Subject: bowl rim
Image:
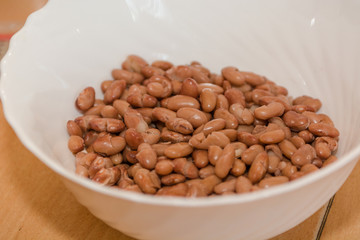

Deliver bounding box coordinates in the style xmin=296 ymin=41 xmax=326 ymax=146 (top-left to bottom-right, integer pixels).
xmin=1 ymin=1 xmax=360 ymax=207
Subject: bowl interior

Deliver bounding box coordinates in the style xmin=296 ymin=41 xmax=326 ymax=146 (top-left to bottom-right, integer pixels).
xmin=1 ymin=0 xmax=360 ymax=201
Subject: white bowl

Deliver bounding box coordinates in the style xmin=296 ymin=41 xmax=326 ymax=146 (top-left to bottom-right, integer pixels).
xmin=1 ymin=0 xmax=360 ymax=239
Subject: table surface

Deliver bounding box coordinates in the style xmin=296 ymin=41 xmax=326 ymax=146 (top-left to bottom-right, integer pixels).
xmin=1 ymin=4 xmax=360 ymax=238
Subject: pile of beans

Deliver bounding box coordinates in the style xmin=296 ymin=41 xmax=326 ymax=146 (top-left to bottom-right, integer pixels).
xmin=67 ymin=55 xmax=339 ymax=197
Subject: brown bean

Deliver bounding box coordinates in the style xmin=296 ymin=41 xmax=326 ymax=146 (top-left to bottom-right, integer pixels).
xmin=176 ymin=107 xmax=208 ymax=128
xmin=124 ymin=109 xmax=149 ymax=133
xmin=112 ymin=99 xmax=130 ymax=117
xmin=201 ymin=175 xmax=222 ymax=195
xmin=151 ymin=60 xmax=173 ymax=71
xmin=241 ymin=144 xmax=264 ymax=165
xmin=100 ymin=105 xmax=119 ymax=119
xmin=208 ymin=145 xmax=223 ymax=165
xmin=173 ymin=157 xmax=199 ymax=179
xmin=291 ymin=144 xmax=316 ymax=167
xmin=92 ymin=167 xmax=121 ymax=186
xmin=192 ymin=150 xmax=209 ymax=168
xmin=225 ymin=88 xmax=246 ymax=107
xmin=101 ymin=80 xmax=112 ymax=93
xmin=164 ymin=143 xmax=193 ymax=159
xmin=124 ymin=128 xmax=144 ymax=149
xmin=75 ymin=165 xmax=89 ymax=177
xmin=199 ymin=88 xmax=217 ymax=112
xmin=180 ymin=78 xmax=199 ymax=98
xmin=166 ymin=117 xmax=194 ymax=135
xmin=112 ymin=69 xmax=144 ymax=84
xmin=88 ymin=156 xmax=113 ymax=178
xmin=254 ymin=102 xmax=285 ymax=120
xmin=104 ymin=80 xmax=126 ymax=104
xmin=76 ymin=87 xmax=96 ymax=112
xmin=122 ymin=55 xmax=148 ymax=73
xmin=222 ymin=67 xmax=246 ymax=86
xmin=235 ymin=176 xmax=253 ymax=194
xmin=161 ymin=174 xmax=186 ymax=186
xmin=229 ymin=104 xmax=254 ymax=125
xmin=151 ymin=142 xmax=171 ymax=156
xmin=141 ymin=66 xmax=165 ymax=78
xmin=214 ymin=108 xmax=238 ymax=129
xmin=162 ymin=95 xmax=200 ymax=111
xmin=92 ymin=134 xmax=126 ymax=156
xmin=75 ymin=152 xmax=97 ymax=168
xmin=308 ymin=123 xmax=340 ymax=138
xmin=67 ymin=120 xmax=83 ymax=137
xmin=85 ymin=105 xmax=104 ymax=116
xmin=189 ymin=132 xmax=230 ymax=150
xmin=136 ymin=143 xmax=157 ymax=170
xmin=231 ymin=159 xmax=246 ymax=177
xmin=216 ymin=94 xmax=230 ymax=110
xmin=199 ymin=165 xmax=215 ymax=179
xmin=89 ymin=118 xmax=125 ymax=133
xmin=298 ymin=130 xmax=315 ymax=143
xmin=251 ymin=89 xmax=273 ymax=104
xmin=197 ymin=83 xmax=224 ymax=94
xmin=141 ymin=128 xmax=161 ymax=145
xmin=68 ymin=135 xmax=84 ymax=154
xmin=155 ymin=160 xmax=174 ymax=176
xmin=300 ymin=163 xmax=319 ymax=174
xmin=259 ymin=129 xmax=285 ymax=144
xmin=202 ymin=119 xmax=226 ymax=136
xmin=146 ymin=75 xmax=172 ymax=98
xmin=156 ymin=183 xmax=189 ymax=197
xmin=166 ymin=65 xmax=193 ymax=82
xmin=282 ymin=111 xmax=310 ymax=131
xmin=241 ymin=71 xmax=266 ymax=86
xmin=248 ymin=151 xmax=268 ymax=183
xmin=258 ymin=176 xmax=289 ymax=189
xmin=290 ymin=135 xmax=306 ymax=149
xmin=215 ymin=144 xmax=235 ymax=179
xmin=293 ymin=95 xmax=322 ymax=112
xmin=134 ymin=168 xmax=159 ymax=194
xmin=214 ymin=178 xmax=236 ymax=194
xmin=278 ymin=140 xmax=298 ymax=159
xmin=314 ymin=137 xmax=338 ymax=159
xmin=152 ymin=107 xmax=176 ymax=123
xmin=237 ymin=132 xmax=259 ymax=146
xmin=160 ymin=127 xmax=190 ymax=143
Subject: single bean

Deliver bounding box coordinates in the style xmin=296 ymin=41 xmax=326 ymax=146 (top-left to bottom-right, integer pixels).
xmin=92 ymin=167 xmax=121 ymax=186
xmin=218 ymin=129 xmax=238 ymax=142
xmin=67 ymin=120 xmax=83 ymax=137
xmin=189 ymin=132 xmax=230 ymax=149
xmin=76 ymin=87 xmax=96 ymax=112
xmin=202 ymin=119 xmax=226 ymax=136
xmin=151 ymin=60 xmax=173 ymax=71
xmin=176 ymin=107 xmax=208 ymax=128
xmin=214 ymin=178 xmax=236 ymax=194
xmin=229 ymin=104 xmax=254 ymax=125
xmin=214 ymin=108 xmax=238 ymax=129
xmin=122 ymin=55 xmax=148 ymax=73
xmin=199 ymin=165 xmax=215 ymax=179
xmin=134 ymin=168 xmax=160 ymax=194
xmin=237 ymin=132 xmax=259 ymax=146
xmin=291 ymin=144 xmax=316 ymax=167
xmin=221 ymin=66 xmax=246 ymax=86
xmin=259 ymin=129 xmax=285 ymax=144
xmin=136 ymin=143 xmax=157 ymax=170
xmin=258 ymin=176 xmax=289 ymax=189
xmin=156 ymin=183 xmax=189 ymax=197
xmin=104 ymin=80 xmax=127 ymax=104
xmin=231 ymin=142 xmax=247 ymax=158
xmin=198 ymin=83 xmax=224 ymax=94
xmin=124 ymin=109 xmax=149 ymax=133
xmin=192 ymin=150 xmax=209 ymax=168
xmin=68 ymin=135 xmax=84 ymax=154
xmin=235 ymin=176 xmax=253 ymax=194
xmin=254 ymin=102 xmax=285 ymax=120
xmin=89 ymin=118 xmax=125 ymax=133
xmin=241 ymin=144 xmax=264 ymax=165
xmin=289 ymin=135 xmax=306 ymax=149
xmin=199 ymin=88 xmax=217 ymax=112
xmin=230 ymin=159 xmax=246 ymax=177
xmin=208 ymin=145 xmax=223 ymax=166
xmin=141 ymin=65 xmax=165 ymax=78
xmin=155 ymin=159 xmax=174 ymax=176
xmin=112 ymin=69 xmax=144 ymax=84
xmin=215 ymin=144 xmax=235 ymax=179
xmin=216 ymin=94 xmax=230 ymax=110
xmin=165 ymin=65 xmax=193 ymax=82
xmin=112 ymin=99 xmax=130 ymax=117
xmin=293 ymin=95 xmax=322 ymax=112
xmin=278 ymin=139 xmax=298 ymax=159
xmin=173 ymin=157 xmax=199 ymax=179
xmin=92 ymin=134 xmax=126 ymax=156
xmin=248 ymin=151 xmax=269 ymax=184
xmin=179 ymin=78 xmax=199 ymax=98
xmin=164 ymin=143 xmax=193 ymax=158
xmin=308 ymin=123 xmax=340 ymax=138
xmin=161 ymin=174 xmax=186 ymax=186
xmin=88 ymin=156 xmax=113 ymax=178
xmin=282 ymin=111 xmax=310 ymax=131
xmin=165 ymin=117 xmax=194 ymax=135
xmin=298 ymin=130 xmax=315 ymax=143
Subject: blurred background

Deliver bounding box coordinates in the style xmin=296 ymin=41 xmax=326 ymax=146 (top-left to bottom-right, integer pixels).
xmin=0 ymin=0 xmax=47 ymax=58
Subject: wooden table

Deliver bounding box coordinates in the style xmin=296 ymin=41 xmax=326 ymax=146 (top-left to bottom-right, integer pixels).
xmin=1 ymin=5 xmax=360 ymax=238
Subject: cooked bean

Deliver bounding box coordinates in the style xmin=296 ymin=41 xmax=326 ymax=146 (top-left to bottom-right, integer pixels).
xmin=179 ymin=78 xmax=199 ymax=98
xmin=69 ymin=55 xmax=339 ymax=197
xmin=215 ymin=144 xmax=235 ymax=179
xmin=173 ymin=157 xmax=199 ymax=179
xmin=200 ymin=88 xmax=217 ymax=112
xmin=177 ymin=107 xmax=208 ymax=128
xmin=164 ymin=143 xmax=193 ymax=158
xmin=259 ymin=176 xmax=289 ymax=188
